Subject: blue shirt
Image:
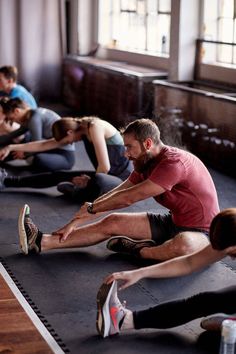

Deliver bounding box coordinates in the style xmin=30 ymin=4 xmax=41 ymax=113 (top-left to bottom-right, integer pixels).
xmin=10 ymin=85 xmax=37 ymax=108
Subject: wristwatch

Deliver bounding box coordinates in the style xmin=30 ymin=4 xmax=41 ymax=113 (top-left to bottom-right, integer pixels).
xmin=87 ymin=202 xmax=96 ymax=214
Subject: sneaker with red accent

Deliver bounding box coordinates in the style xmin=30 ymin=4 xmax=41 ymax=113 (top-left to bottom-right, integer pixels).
xmin=96 ymin=280 xmax=128 ymax=338
xmin=201 ymin=313 xmax=236 ymax=331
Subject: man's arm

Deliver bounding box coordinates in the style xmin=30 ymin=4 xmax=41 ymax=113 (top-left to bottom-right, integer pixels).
xmin=105 ymin=245 xmax=226 ymax=289
xmin=58 ymin=178 xmax=163 ymax=241
xmin=95 ymin=178 xmax=134 ymax=202
xmin=91 ymin=178 xmax=165 ymax=213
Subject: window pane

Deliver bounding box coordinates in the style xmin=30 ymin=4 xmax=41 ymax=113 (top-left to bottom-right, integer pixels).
xmin=220 ymin=0 xmax=234 ymax=17
xmin=202 ymin=0 xmax=236 ymax=64
xmin=158 ymin=0 xmax=171 ymax=13
xmin=219 ymin=18 xmax=234 ymax=42
xmin=147 ymin=0 xmax=158 ymax=13
xmin=98 ymin=0 xmax=170 ymax=55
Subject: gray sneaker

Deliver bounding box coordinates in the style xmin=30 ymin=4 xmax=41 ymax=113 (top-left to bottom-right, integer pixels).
xmin=96 ymin=280 xmax=128 ymax=338
xmin=201 ymin=313 xmax=236 ymax=331
xmin=18 ymin=204 xmax=42 ymax=255
xmin=106 ymin=236 xmax=156 ymax=257
xmin=0 ymin=168 xmax=7 ymax=190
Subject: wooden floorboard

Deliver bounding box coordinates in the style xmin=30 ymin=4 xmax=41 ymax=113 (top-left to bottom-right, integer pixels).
xmin=0 ymin=268 xmax=61 ymax=353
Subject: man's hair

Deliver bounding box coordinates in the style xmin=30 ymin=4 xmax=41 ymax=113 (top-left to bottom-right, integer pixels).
xmin=210 ymin=208 xmax=236 ymax=250
xmin=2 ymin=97 xmax=27 ymax=114
xmin=0 ymin=66 xmax=18 ymax=82
xmin=123 ymin=118 xmax=161 ymax=145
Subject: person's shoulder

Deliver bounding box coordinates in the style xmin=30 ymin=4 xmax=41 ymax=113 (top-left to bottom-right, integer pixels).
xmin=13 ymin=84 xmax=28 ymax=93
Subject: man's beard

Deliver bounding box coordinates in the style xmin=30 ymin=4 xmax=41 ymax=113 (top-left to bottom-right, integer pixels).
xmin=132 ymin=151 xmax=155 ymax=173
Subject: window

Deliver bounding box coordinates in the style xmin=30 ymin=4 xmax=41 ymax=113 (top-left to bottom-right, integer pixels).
xmin=98 ymin=0 xmax=171 ymax=56
xmin=202 ymin=0 xmax=236 ymax=65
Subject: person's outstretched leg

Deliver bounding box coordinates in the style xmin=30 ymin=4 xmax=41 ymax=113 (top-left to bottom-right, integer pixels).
xmin=1 ymin=169 xmax=91 ymax=189
xmin=18 ymin=204 xmax=154 ymax=254
xmin=96 ymin=282 xmax=236 ymax=337
xmin=133 ymin=286 xmax=236 ymax=330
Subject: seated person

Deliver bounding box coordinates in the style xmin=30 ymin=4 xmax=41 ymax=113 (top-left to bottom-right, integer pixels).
xmin=0 ymin=66 xmax=37 ymax=108
xmin=0 ymin=98 xmax=25 ymax=147
xmin=95 ymin=208 xmax=236 ymax=337
xmin=0 ymin=116 xmax=133 ymax=200
xmin=16 ymin=119 xmax=218 ymax=263
xmin=0 ymin=98 xmax=75 ymax=172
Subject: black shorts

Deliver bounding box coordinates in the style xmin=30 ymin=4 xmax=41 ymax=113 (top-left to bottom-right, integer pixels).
xmin=147 ymin=212 xmax=209 ymax=245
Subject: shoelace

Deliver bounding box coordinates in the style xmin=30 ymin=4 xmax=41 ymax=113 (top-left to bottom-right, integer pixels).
xmin=25 ymin=217 xmax=38 ymax=239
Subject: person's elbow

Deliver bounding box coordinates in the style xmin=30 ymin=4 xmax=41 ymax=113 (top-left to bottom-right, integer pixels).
xmin=96 ymin=164 xmax=110 ymax=174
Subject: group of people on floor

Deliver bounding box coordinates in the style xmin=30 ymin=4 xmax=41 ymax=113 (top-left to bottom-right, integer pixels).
xmin=1 ymin=65 xmax=236 ymax=342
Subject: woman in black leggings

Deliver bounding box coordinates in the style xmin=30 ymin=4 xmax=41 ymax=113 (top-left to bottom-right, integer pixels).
xmin=0 ymin=116 xmax=132 ymax=201
xmin=97 ymin=208 xmax=236 ymax=337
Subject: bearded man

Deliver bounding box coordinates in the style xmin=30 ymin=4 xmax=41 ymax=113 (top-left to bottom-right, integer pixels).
xmin=18 ymin=118 xmax=220 ymax=262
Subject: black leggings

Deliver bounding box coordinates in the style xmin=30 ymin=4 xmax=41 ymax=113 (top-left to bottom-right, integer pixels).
xmin=4 ymin=170 xmax=93 ymax=188
xmin=133 ymin=286 xmax=236 ymax=329
xmin=29 ymin=149 xmax=75 ymax=172
xmin=4 ymin=170 xmax=123 ymax=201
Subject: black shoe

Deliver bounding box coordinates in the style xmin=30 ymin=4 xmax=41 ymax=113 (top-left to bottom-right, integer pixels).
xmin=106 ymin=236 xmax=156 ymax=257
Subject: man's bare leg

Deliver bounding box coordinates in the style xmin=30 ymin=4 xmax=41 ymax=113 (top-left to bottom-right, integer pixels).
xmin=41 ymin=212 xmax=152 ymax=252
xmin=140 ymin=231 xmax=210 ymax=261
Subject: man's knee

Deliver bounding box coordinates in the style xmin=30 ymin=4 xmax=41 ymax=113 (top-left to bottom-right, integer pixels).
xmin=172 ymin=232 xmax=209 ymax=256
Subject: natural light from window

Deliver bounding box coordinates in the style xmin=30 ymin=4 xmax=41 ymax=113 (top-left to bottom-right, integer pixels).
xmin=202 ymin=0 xmax=236 ymax=65
xmin=98 ymin=0 xmax=171 ymax=56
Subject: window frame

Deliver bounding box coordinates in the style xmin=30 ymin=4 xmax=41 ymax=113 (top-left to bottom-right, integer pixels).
xmin=96 ymin=0 xmax=170 ymax=70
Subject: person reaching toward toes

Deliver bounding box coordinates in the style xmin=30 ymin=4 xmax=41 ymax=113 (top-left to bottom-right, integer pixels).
xmin=17 ymin=118 xmax=219 ymax=263
xmin=95 ymin=208 xmax=236 ymax=337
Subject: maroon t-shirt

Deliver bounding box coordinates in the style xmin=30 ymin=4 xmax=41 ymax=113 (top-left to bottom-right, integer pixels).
xmin=129 ymin=146 xmax=220 ymax=231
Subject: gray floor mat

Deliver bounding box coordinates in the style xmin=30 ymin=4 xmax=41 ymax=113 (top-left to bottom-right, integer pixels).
xmin=0 ymin=146 xmax=236 ymax=353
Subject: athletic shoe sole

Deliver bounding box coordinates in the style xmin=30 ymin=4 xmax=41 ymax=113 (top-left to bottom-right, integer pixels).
xmin=18 ymin=204 xmax=30 ymax=255
xmin=96 ymin=280 xmax=116 ymax=338
xmin=107 ymin=236 xmax=156 ymax=253
xmin=201 ymin=313 xmax=236 ymax=331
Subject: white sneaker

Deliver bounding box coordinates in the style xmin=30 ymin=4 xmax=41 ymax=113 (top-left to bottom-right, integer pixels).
xmin=96 ymin=280 xmax=128 ymax=338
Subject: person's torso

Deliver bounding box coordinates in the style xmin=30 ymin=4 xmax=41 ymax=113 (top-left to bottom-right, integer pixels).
xmin=25 ymin=108 xmax=75 ymax=151
xmin=129 ymin=146 xmax=219 ymax=230
xmin=83 ymin=132 xmax=132 ymax=180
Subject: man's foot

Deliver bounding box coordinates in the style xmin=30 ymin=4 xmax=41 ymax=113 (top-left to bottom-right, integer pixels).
xmin=106 ymin=236 xmax=156 ymax=257
xmin=96 ymin=280 xmax=128 ymax=338
xmin=18 ymin=204 xmax=43 ymax=255
xmin=0 ymin=168 xmax=7 ymax=190
xmin=201 ymin=313 xmax=236 ymax=331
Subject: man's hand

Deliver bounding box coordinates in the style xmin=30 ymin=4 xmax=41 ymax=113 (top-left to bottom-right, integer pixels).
xmin=104 ymin=270 xmax=142 ymax=290
xmin=0 ymin=146 xmax=10 ymax=160
xmin=52 ymin=219 xmax=79 ymax=242
xmin=73 ymin=202 xmax=94 ymax=219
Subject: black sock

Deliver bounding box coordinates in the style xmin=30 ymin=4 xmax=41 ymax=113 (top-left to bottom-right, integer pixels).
xmin=35 ymin=231 xmax=43 ymax=252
